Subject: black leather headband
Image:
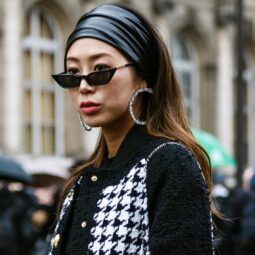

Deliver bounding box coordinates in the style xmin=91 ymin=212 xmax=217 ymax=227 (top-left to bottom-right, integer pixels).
xmin=65 ymin=4 xmax=158 ymax=85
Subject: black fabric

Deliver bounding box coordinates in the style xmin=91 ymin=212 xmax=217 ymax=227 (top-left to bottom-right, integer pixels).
xmin=146 ymin=143 xmax=213 ymax=254
xmin=100 ymin=157 xmax=114 ymax=168
xmin=51 ymin=127 xmax=213 ymax=255
xmin=64 ymin=4 xmax=158 ymax=86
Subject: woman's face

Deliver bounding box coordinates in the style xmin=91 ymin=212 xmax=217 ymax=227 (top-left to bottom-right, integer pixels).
xmin=66 ymin=38 xmax=145 ymax=129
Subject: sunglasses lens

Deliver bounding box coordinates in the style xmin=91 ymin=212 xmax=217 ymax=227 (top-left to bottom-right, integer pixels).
xmin=52 ymin=68 xmax=118 ymax=88
xmin=52 ymin=74 xmax=80 ymax=88
xmin=87 ymin=70 xmax=115 ymax=86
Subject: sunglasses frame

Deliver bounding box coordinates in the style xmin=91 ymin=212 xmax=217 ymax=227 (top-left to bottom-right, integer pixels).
xmin=52 ymin=63 xmax=134 ymax=88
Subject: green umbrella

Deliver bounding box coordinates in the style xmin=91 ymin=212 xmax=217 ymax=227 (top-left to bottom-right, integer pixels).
xmin=192 ymin=128 xmax=237 ymax=168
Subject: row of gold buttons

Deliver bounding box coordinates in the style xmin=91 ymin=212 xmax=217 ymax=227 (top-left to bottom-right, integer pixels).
xmin=52 ymin=175 xmax=97 ymax=249
xmin=79 ymin=175 xmax=96 ymax=230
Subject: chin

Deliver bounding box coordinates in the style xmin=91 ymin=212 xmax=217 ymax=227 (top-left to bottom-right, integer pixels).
xmin=85 ymin=121 xmax=104 ymax=128
xmin=85 ymin=117 xmax=110 ymax=127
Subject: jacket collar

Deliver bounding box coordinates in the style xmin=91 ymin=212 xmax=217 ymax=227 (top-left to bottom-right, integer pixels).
xmin=102 ymin=125 xmax=149 ymax=168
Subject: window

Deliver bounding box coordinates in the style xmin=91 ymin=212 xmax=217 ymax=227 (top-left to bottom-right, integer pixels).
xmin=171 ymin=35 xmax=199 ymax=125
xmin=22 ymin=8 xmax=63 ymax=155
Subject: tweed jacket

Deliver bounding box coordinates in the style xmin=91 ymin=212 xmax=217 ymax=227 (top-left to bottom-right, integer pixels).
xmin=48 ymin=126 xmax=214 ymax=255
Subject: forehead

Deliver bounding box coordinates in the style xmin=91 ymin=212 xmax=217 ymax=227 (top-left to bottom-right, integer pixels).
xmin=66 ymin=38 xmax=126 ymax=61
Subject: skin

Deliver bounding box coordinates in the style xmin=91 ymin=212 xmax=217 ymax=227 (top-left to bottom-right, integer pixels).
xmin=66 ymin=38 xmax=147 ymax=158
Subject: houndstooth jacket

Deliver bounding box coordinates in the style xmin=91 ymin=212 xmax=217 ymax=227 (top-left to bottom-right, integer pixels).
xmin=48 ymin=126 xmax=214 ymax=255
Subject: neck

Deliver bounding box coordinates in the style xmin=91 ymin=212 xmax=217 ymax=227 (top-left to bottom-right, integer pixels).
xmin=102 ymin=120 xmax=135 ymax=158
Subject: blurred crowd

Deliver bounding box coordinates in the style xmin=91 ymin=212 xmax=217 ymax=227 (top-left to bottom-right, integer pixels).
xmin=213 ymin=166 xmax=255 ymax=255
xmin=0 ymin=156 xmax=80 ymax=255
xmin=0 ymin=180 xmax=58 ymax=255
xmin=1 ymin=157 xmax=255 ymax=254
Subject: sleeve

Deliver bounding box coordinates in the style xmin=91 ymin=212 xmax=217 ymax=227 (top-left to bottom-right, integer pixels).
xmin=146 ymin=143 xmax=214 ymax=255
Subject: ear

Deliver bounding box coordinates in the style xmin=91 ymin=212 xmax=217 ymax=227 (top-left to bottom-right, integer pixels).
xmin=135 ymin=79 xmax=148 ymax=90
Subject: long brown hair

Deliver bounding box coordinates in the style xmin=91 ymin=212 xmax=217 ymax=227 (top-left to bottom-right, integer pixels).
xmin=58 ymin=4 xmax=218 ymax=217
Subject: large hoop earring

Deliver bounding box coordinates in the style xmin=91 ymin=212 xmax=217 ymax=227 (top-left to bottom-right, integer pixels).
xmin=77 ymin=113 xmax=92 ymax=131
xmin=128 ymin=88 xmax=153 ymax=125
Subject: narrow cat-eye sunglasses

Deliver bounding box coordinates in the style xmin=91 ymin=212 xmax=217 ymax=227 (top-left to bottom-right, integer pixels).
xmin=52 ymin=63 xmax=134 ymax=88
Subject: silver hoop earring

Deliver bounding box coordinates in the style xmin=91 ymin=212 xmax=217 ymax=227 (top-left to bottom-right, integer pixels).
xmin=128 ymin=88 xmax=153 ymax=125
xmin=77 ymin=113 xmax=92 ymax=131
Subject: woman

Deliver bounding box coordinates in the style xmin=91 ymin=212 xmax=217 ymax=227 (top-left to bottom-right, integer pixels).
xmin=49 ymin=3 xmax=214 ymax=255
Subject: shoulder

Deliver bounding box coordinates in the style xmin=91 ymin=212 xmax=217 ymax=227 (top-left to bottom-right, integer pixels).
xmin=147 ymin=140 xmax=200 ymax=172
xmin=146 ymin=140 xmax=207 ymax=189
xmin=147 ymin=140 xmax=194 ymax=162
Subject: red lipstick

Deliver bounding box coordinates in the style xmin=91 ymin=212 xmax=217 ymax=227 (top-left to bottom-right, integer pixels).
xmin=80 ymin=101 xmax=101 ymax=115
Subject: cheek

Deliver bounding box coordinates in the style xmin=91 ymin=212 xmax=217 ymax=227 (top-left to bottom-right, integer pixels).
xmin=104 ymin=84 xmax=135 ymax=111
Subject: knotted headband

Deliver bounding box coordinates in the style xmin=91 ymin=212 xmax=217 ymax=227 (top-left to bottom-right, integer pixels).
xmin=65 ymin=4 xmax=158 ymax=86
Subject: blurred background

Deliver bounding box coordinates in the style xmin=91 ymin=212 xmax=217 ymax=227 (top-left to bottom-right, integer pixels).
xmin=0 ymin=0 xmax=254 ymax=254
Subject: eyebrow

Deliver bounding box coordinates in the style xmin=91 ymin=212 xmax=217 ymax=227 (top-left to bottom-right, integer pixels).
xmin=66 ymin=53 xmax=112 ymax=63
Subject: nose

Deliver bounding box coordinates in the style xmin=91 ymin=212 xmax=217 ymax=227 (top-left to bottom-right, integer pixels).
xmin=79 ymin=77 xmax=94 ymax=94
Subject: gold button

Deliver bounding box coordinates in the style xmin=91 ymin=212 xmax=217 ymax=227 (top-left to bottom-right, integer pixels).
xmin=53 ymin=234 xmax=60 ymax=248
xmin=81 ymin=221 xmax=87 ymax=228
xmin=91 ymin=175 xmax=98 ymax=182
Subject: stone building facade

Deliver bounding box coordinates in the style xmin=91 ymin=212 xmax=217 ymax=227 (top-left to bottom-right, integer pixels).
xmin=0 ymin=0 xmax=254 ymax=170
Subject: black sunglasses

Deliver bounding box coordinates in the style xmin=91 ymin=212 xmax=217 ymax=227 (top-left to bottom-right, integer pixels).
xmin=52 ymin=63 xmax=134 ymax=88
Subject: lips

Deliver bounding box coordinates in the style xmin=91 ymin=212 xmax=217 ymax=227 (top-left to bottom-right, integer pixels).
xmin=80 ymin=101 xmax=101 ymax=115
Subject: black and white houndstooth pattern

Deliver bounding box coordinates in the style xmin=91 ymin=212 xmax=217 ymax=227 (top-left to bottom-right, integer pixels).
xmin=88 ymin=158 xmax=150 ymax=255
